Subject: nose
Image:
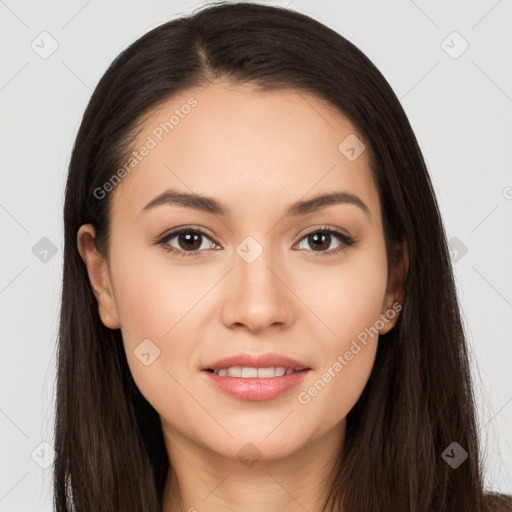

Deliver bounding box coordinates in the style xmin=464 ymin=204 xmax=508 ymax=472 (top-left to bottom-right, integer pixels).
xmin=220 ymin=244 xmax=295 ymax=333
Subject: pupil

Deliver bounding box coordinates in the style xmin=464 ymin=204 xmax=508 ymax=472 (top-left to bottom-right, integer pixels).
xmin=179 ymin=232 xmax=201 ymax=250
xmin=311 ymin=233 xmax=330 ymax=251
xmin=176 ymin=232 xmax=331 ymax=252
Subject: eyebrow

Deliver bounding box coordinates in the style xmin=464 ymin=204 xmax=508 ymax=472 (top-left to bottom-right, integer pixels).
xmin=140 ymin=188 xmax=371 ymax=219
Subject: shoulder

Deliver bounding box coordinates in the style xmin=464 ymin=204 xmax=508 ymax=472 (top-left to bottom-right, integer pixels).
xmin=484 ymin=492 xmax=512 ymax=512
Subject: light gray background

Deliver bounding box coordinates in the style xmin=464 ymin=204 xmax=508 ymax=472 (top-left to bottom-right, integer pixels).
xmin=1 ymin=0 xmax=511 ymax=509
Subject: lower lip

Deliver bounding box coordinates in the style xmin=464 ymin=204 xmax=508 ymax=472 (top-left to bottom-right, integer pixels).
xmin=202 ymin=369 xmax=310 ymax=401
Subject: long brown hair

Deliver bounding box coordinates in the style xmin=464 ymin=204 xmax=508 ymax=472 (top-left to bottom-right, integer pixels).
xmin=54 ymin=2 xmax=511 ymax=510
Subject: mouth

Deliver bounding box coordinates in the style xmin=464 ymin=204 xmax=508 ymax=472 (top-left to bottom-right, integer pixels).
xmin=202 ymin=352 xmax=311 ymax=375
xmin=201 ymin=352 xmax=311 ymax=400
xmin=202 ymin=366 xmax=311 ymax=401
xmin=203 ymin=366 xmax=310 ymax=378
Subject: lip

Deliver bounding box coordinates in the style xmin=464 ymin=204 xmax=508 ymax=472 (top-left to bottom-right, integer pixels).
xmin=203 ymin=352 xmax=310 ymax=371
xmin=201 ymin=352 xmax=311 ymax=401
xmin=202 ymin=368 xmax=310 ymax=401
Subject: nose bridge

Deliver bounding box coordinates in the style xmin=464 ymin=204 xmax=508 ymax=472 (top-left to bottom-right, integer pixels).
xmin=221 ymin=234 xmax=293 ymax=331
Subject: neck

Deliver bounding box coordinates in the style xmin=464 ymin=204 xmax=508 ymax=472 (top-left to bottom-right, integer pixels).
xmin=161 ymin=420 xmax=346 ymax=512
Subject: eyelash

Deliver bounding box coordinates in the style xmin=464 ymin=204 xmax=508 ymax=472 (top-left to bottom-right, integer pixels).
xmin=155 ymin=225 xmax=356 ymax=259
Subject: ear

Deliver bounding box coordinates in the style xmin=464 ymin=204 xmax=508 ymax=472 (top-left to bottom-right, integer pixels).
xmin=76 ymin=224 xmax=121 ymax=330
xmin=379 ymin=239 xmax=409 ymax=335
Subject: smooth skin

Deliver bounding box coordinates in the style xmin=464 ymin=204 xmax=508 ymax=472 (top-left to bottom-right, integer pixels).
xmin=77 ymin=81 xmax=408 ymax=512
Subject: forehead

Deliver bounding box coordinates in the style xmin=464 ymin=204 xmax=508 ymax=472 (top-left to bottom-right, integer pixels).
xmin=109 ymin=81 xmax=380 ymax=224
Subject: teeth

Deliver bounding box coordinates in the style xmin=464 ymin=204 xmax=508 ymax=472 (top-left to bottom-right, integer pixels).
xmin=213 ymin=366 xmax=300 ymax=378
xmin=227 ymin=367 xmax=242 ymax=377
xmin=242 ymin=367 xmax=258 ymax=378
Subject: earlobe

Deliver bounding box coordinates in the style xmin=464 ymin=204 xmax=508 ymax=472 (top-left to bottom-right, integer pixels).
xmin=379 ymin=240 xmax=409 ymax=335
xmin=378 ymin=304 xmax=401 ymax=335
xmin=76 ymin=224 xmax=121 ymax=330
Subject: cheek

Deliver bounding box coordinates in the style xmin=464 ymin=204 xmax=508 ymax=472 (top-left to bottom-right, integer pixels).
xmin=295 ymin=298 xmax=383 ymax=433
xmin=111 ymin=239 xmax=213 ymax=341
xmin=294 ymin=245 xmax=388 ymax=419
xmin=301 ymin=242 xmax=389 ymax=348
xmin=108 ymin=242 xmax=211 ymax=406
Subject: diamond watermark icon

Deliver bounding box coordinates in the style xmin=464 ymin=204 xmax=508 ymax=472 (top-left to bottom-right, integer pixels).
xmin=441 ymin=31 xmax=469 ymax=59
xmin=32 ymin=237 xmax=58 ymax=263
xmin=338 ymin=133 xmax=365 ymax=161
xmin=236 ymin=236 xmax=263 ymax=264
xmin=237 ymin=442 xmax=263 ymax=468
xmin=31 ymin=441 xmax=57 ymax=469
xmin=442 ymin=441 xmax=468 ymax=469
xmin=31 ymin=31 xmax=59 ymax=59
xmin=448 ymin=236 xmax=468 ymax=263
xmin=134 ymin=338 xmax=161 ymax=366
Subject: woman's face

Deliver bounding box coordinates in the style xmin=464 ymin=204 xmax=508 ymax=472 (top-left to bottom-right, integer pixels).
xmin=78 ymin=81 xmax=404 ymax=464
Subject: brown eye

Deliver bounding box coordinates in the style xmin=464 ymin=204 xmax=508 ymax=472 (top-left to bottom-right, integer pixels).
xmin=158 ymin=228 xmax=218 ymax=257
xmin=295 ymin=227 xmax=355 ymax=257
xmin=305 ymin=232 xmax=334 ymax=251
xmin=174 ymin=232 xmax=203 ymax=251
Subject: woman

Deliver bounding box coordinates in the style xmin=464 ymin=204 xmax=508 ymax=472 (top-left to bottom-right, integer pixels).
xmin=54 ymin=2 xmax=512 ymax=511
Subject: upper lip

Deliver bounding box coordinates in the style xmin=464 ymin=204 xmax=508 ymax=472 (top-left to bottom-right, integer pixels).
xmin=203 ymin=352 xmax=310 ymax=371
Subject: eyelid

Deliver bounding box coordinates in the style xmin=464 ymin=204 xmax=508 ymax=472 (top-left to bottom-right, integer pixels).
xmin=153 ymin=224 xmax=215 ymax=244
xmin=154 ymin=225 xmax=217 ymax=256
xmin=293 ymin=225 xmax=355 ymax=257
xmin=295 ymin=223 xmax=351 ymax=241
xmin=155 ymin=224 xmax=356 ymax=258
